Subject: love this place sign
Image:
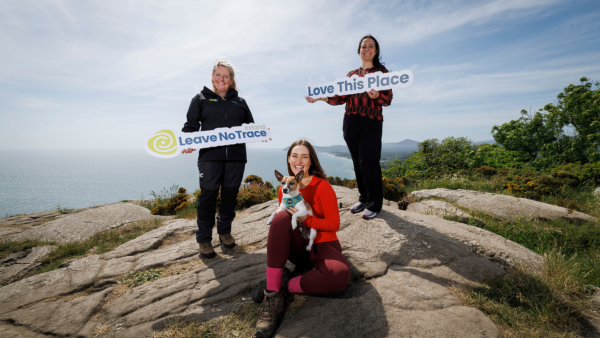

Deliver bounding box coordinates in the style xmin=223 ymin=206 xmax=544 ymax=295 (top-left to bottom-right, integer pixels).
xmin=144 ymin=123 xmax=271 ymax=158
xmin=306 ymin=70 xmax=413 ymax=99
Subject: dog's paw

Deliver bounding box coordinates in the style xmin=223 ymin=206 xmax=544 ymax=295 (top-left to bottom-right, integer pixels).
xmin=305 ymin=245 xmax=312 ymax=251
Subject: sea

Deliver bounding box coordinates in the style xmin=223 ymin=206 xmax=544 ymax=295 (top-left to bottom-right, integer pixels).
xmin=0 ymin=148 xmax=354 ymax=217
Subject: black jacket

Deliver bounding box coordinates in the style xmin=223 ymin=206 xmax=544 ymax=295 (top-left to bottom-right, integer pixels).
xmin=182 ymin=87 xmax=254 ymax=162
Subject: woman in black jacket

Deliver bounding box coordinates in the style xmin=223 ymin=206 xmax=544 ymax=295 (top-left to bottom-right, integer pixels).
xmin=182 ymin=61 xmax=254 ymax=258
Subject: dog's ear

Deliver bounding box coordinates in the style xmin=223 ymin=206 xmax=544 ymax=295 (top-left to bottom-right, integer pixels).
xmin=274 ymin=170 xmax=284 ymax=182
xmin=295 ymin=170 xmax=304 ymax=183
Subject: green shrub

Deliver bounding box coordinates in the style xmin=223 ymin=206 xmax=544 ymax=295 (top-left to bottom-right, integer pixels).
xmin=244 ymin=175 xmax=264 ymax=185
xmin=382 ymin=177 xmax=406 ymax=201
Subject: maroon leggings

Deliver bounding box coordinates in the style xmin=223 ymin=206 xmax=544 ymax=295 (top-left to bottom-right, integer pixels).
xmin=267 ymin=212 xmax=351 ymax=294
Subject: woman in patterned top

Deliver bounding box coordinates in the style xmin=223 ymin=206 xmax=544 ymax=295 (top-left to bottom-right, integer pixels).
xmin=305 ymin=34 xmax=393 ymax=219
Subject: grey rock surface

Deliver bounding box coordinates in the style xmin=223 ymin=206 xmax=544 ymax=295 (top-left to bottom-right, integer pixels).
xmin=0 ymin=187 xmax=550 ymax=337
xmin=0 ymin=226 xmax=30 ymax=241
xmin=12 ymin=203 xmax=173 ymax=244
xmin=0 ymin=245 xmax=56 ymax=286
xmin=0 ymin=210 xmax=66 ymax=228
xmin=595 ymin=187 xmax=600 ymax=197
xmin=409 ymin=188 xmax=597 ymax=223
xmin=407 ymin=200 xmax=474 ymax=222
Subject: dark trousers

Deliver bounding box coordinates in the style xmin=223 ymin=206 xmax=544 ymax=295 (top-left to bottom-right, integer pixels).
xmin=196 ymin=161 xmax=245 ymax=244
xmin=343 ymin=114 xmax=383 ymax=212
xmin=267 ymin=212 xmax=351 ymax=294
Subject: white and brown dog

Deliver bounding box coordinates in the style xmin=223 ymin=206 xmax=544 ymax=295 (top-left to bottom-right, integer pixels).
xmin=267 ymin=170 xmax=317 ymax=251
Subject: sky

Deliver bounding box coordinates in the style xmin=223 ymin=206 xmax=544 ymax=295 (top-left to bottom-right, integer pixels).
xmin=1 ymin=0 xmax=599 ymax=150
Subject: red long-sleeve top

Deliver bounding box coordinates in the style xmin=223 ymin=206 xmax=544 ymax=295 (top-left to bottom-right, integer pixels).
xmin=277 ymin=176 xmax=340 ymax=244
xmin=326 ymin=66 xmax=393 ymax=120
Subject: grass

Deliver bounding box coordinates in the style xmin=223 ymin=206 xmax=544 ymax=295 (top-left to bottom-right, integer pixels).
xmin=452 ymin=210 xmax=600 ymax=287
xmin=155 ymin=300 xmax=261 ymax=338
xmin=0 ymin=239 xmax=55 ymax=260
xmin=451 ymin=250 xmax=597 ymax=338
xmin=118 ymin=268 xmax=163 ymax=287
xmin=35 ymin=218 xmax=166 ymax=274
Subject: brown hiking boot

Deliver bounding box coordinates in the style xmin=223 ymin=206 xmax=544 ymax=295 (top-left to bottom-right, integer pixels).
xmin=252 ymin=267 xmax=292 ymax=303
xmin=199 ymin=242 xmax=216 ymax=259
xmin=255 ymin=291 xmax=285 ymax=338
xmin=219 ymin=233 xmax=236 ymax=249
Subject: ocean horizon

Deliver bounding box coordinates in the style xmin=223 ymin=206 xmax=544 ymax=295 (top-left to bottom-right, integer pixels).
xmin=0 ymin=148 xmax=354 ymax=217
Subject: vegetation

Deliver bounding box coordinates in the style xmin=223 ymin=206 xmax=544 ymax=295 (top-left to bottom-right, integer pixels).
xmin=118 ymin=268 xmax=163 ymax=287
xmin=452 ymin=251 xmax=596 ymax=337
xmin=36 ymin=218 xmax=166 ymax=274
xmin=378 ymin=77 xmax=600 ymax=337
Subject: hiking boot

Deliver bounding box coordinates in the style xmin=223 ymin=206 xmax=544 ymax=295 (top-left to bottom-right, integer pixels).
xmin=219 ymin=233 xmax=236 ymax=249
xmin=362 ymin=209 xmax=377 ymax=219
xmin=251 ymin=267 xmax=292 ymax=303
xmin=199 ymin=242 xmax=216 ymax=259
xmin=255 ymin=291 xmax=285 ymax=338
xmin=350 ymin=201 xmax=365 ymax=213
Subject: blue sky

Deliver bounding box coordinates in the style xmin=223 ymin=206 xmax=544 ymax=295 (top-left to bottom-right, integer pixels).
xmin=1 ymin=0 xmax=599 ymax=150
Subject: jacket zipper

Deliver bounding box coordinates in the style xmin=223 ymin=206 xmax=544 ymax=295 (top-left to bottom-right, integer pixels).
xmin=223 ymin=99 xmax=229 ymax=160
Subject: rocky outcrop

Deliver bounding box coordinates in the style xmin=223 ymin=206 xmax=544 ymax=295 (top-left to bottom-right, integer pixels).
xmin=0 ymin=245 xmax=56 ymax=286
xmin=407 ymin=200 xmax=474 ymax=223
xmin=409 ymin=188 xmax=597 ymax=223
xmin=0 ymin=187 xmax=548 ymax=338
xmin=12 ymin=203 xmax=173 ymax=244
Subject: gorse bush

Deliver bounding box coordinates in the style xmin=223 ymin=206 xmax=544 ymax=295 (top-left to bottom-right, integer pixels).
xmin=326 ymin=176 xmax=357 ymax=189
xmin=326 ymin=176 xmax=407 ymax=202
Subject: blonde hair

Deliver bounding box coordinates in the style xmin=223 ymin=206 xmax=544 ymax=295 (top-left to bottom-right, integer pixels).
xmin=211 ymin=60 xmax=238 ymax=94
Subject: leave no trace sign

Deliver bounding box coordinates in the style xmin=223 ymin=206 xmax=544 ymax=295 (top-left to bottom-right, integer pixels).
xmin=144 ymin=123 xmax=271 ymax=158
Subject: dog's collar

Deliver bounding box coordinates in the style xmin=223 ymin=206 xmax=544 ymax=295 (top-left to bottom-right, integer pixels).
xmin=283 ymin=194 xmax=303 ymax=208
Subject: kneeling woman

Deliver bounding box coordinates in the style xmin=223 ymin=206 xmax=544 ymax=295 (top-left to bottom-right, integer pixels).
xmin=255 ymin=140 xmax=351 ymax=337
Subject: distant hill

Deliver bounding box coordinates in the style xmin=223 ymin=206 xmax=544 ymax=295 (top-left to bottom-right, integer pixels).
xmin=282 ymin=139 xmax=495 ymax=164
xmin=282 ymin=139 xmax=420 ymax=154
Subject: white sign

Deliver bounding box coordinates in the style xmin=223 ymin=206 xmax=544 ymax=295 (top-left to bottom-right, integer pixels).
xmin=306 ymin=70 xmax=413 ymax=99
xmin=144 ymin=123 xmax=271 ymax=158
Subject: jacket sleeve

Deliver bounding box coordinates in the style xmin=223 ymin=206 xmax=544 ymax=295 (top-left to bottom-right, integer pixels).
xmin=327 ymin=95 xmax=346 ymax=106
xmin=375 ymin=68 xmax=393 ymax=107
xmin=303 ymin=182 xmax=340 ymax=232
xmin=376 ymin=88 xmax=393 ymax=107
xmin=241 ymin=98 xmax=255 ymax=124
xmin=182 ymin=95 xmax=201 ymax=132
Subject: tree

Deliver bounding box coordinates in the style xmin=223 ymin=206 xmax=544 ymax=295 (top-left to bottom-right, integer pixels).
xmin=492 ymin=77 xmax=600 ymax=165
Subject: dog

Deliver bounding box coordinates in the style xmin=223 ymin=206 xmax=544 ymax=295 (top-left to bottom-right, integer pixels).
xmin=267 ymin=170 xmax=317 ymax=251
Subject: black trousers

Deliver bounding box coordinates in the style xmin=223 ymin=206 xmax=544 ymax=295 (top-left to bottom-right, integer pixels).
xmin=342 ymin=114 xmax=383 ymax=212
xmin=196 ymin=161 xmax=245 ymax=244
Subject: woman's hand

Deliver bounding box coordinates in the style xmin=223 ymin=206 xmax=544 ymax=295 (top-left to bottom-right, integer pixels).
xmin=285 ymin=207 xmax=308 ymax=224
xmin=368 ymin=88 xmax=380 ymax=100
xmin=181 ymin=147 xmax=197 ymax=154
xmin=305 ymin=96 xmax=327 ymax=103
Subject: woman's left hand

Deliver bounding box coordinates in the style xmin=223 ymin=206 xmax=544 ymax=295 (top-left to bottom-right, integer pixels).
xmin=368 ymin=88 xmax=380 ymax=99
xmin=285 ymin=207 xmax=307 ymax=224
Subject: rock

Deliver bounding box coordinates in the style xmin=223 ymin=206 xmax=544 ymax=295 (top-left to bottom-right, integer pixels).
xmin=594 ymin=187 xmax=600 ymax=198
xmin=276 ymin=266 xmax=500 ymax=338
xmin=0 ymin=210 xmax=66 ymax=228
xmin=407 ymin=200 xmax=473 ymax=223
xmin=409 ymin=188 xmax=597 ymax=223
xmin=12 ymin=203 xmax=173 ymax=244
xmin=0 ymin=226 xmax=30 ymax=241
xmin=0 ymin=187 xmax=548 ymax=337
xmin=0 ymin=245 xmax=56 ymax=286
xmin=0 ymin=288 xmax=113 ymax=337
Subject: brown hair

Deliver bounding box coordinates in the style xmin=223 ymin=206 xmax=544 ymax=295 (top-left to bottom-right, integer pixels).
xmin=286 ymin=140 xmax=326 ymax=179
xmin=211 ymin=60 xmax=238 ymax=94
xmin=357 ymin=34 xmax=384 ymax=69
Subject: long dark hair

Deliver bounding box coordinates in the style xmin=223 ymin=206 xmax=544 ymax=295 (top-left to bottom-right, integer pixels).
xmin=286 ymin=140 xmax=326 ymax=180
xmin=357 ymin=34 xmax=385 ymax=69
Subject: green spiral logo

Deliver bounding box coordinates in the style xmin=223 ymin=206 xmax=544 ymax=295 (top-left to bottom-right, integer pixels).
xmin=147 ymin=129 xmax=177 ymax=155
